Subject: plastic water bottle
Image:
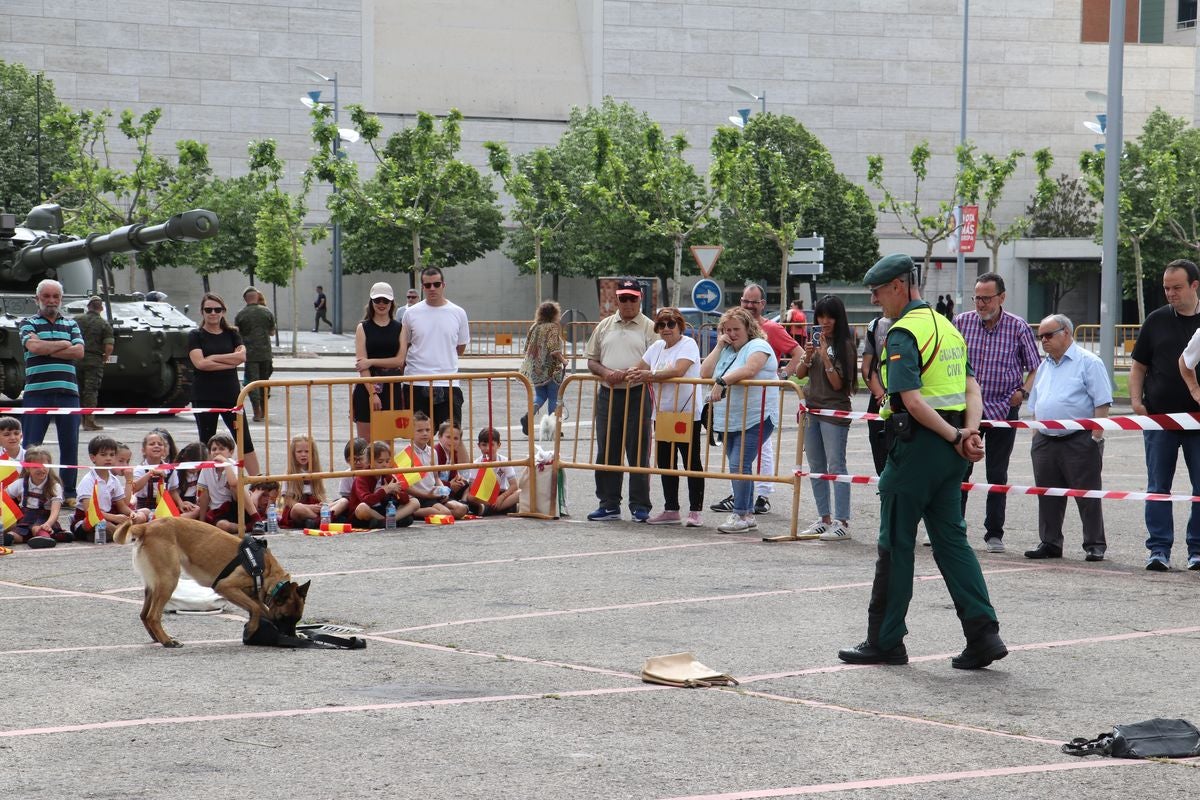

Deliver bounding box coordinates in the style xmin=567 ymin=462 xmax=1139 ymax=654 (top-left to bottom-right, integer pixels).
xmin=320 ymin=502 xmax=331 ymax=530
xmin=385 ymin=500 xmax=397 ymax=530
xmin=94 ymin=519 xmax=106 ymax=545
xmin=266 ymin=503 xmax=278 ymax=534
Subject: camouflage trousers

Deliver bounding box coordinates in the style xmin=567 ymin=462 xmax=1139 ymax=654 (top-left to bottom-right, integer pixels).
xmin=78 ymin=359 xmax=105 ymax=408
xmin=243 ymin=359 xmax=274 ymax=406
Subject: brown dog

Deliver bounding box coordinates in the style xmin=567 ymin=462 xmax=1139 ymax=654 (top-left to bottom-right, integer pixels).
xmin=113 ymin=517 xmax=310 ymax=648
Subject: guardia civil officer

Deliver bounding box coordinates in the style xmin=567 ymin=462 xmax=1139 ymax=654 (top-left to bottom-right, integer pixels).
xmin=837 ymin=254 xmax=1007 ymax=670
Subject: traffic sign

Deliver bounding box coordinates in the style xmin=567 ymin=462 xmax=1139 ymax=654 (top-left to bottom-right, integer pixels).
xmin=691 ymin=279 xmax=723 ymax=313
xmin=788 ymin=235 xmax=824 ymax=276
xmin=690 ymin=245 xmax=724 ymax=278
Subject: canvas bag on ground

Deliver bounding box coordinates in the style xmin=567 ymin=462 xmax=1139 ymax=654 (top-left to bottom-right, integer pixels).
xmin=640 ymin=652 xmax=738 ymax=688
xmin=518 ymin=448 xmax=559 ymax=517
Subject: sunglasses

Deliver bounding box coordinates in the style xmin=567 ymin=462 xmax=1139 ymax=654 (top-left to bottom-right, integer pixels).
xmin=203 ymin=307 xmax=224 ymax=314
xmin=654 ymin=319 xmax=678 ymax=330
xmin=1038 ymin=327 xmax=1065 ymax=341
xmin=422 ymin=281 xmax=443 ymax=289
xmin=372 ymin=297 xmax=392 ymax=305
xmin=617 ymin=295 xmax=640 ymax=303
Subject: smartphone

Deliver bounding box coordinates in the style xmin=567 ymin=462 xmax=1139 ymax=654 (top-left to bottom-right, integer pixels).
xmin=811 ymin=330 xmax=822 ymax=345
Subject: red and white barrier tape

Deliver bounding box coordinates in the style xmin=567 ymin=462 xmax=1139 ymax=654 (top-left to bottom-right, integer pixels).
xmin=803 ymin=405 xmax=1200 ymax=432
xmin=795 ymin=470 xmax=1200 ymax=504
xmin=0 ymin=460 xmax=243 ymax=472
xmin=0 ymin=406 xmax=241 ymax=416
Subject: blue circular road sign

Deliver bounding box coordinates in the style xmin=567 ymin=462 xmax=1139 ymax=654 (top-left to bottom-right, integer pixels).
xmin=691 ymin=279 xmax=723 ymax=313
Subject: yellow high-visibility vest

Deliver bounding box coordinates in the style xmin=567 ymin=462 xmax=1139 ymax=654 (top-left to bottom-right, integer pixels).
xmin=879 ymin=306 xmax=968 ymax=419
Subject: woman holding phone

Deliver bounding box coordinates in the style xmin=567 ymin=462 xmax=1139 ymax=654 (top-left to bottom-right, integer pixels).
xmin=793 ymin=295 xmax=856 ymax=542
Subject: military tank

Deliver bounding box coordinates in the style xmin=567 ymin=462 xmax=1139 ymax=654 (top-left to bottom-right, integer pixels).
xmin=0 ymin=204 xmax=219 ymax=405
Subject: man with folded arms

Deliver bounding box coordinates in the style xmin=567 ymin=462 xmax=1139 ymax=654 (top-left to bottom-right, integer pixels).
xmin=1024 ymin=315 xmax=1111 ymax=562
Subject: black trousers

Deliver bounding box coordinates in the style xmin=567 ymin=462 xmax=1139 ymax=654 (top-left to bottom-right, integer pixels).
xmin=1030 ymin=432 xmax=1106 ymax=552
xmin=960 ymin=405 xmax=1019 ymax=540
xmin=655 ymin=419 xmax=705 ymax=512
xmin=594 ymin=385 xmax=651 ymax=512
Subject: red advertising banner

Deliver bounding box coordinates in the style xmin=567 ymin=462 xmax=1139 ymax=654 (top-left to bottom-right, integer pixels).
xmin=960 ymin=205 xmax=978 ymax=253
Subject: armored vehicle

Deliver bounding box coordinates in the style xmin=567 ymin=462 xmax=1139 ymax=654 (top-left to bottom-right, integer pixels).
xmin=0 ymin=204 xmax=219 ymax=405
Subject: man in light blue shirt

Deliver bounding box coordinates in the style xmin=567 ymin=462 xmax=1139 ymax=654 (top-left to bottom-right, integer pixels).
xmin=1025 ymin=314 xmax=1112 ymax=562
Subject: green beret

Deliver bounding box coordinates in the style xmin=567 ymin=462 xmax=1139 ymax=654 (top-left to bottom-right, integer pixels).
xmin=863 ymin=253 xmax=915 ymax=286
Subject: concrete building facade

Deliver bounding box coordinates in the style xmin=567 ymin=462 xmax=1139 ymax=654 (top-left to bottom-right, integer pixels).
xmin=2 ymin=0 xmax=1198 ymax=326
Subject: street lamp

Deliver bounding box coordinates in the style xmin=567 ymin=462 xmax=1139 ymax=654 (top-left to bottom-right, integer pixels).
xmin=728 ymin=84 xmax=766 ymax=115
xmin=728 ymin=108 xmax=751 ymax=128
xmin=298 ymin=66 xmax=345 ymax=335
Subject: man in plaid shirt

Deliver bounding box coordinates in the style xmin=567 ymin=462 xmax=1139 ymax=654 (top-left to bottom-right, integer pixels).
xmin=953 ymin=273 xmax=1040 ymax=553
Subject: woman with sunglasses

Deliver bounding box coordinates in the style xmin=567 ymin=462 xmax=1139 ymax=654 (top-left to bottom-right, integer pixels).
xmin=351 ymin=282 xmax=404 ymax=440
xmin=187 ymin=292 xmax=260 ymax=475
xmin=627 ymin=308 xmax=706 ymax=527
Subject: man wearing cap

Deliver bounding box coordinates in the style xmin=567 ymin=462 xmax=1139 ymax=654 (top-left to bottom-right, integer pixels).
xmin=837 ymin=253 xmax=1007 ymax=671
xmin=74 ymin=295 xmax=114 ymax=431
xmin=313 ymin=285 xmax=331 ymax=332
xmin=583 ymin=279 xmax=658 ymax=522
xmin=395 ymin=267 xmax=470 ymax=428
xmin=234 ymin=287 xmax=275 ymax=422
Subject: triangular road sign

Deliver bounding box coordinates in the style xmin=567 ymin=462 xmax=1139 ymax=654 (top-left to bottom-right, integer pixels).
xmin=690 ymin=245 xmax=724 ymax=278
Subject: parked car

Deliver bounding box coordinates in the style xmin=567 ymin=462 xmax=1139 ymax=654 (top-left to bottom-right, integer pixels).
xmin=671 ymin=306 xmax=721 ymax=353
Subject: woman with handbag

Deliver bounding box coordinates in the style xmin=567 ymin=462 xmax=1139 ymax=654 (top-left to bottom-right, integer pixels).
xmin=351 ymin=282 xmax=404 ymax=440
xmin=700 ymin=307 xmax=779 ymax=535
xmin=794 ymin=295 xmax=857 ymax=542
xmin=627 ymin=307 xmax=705 ymax=527
xmin=518 ymin=301 xmax=566 ymax=436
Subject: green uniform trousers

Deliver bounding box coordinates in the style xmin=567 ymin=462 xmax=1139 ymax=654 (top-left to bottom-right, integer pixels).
xmin=78 ymin=358 xmax=105 ymax=408
xmin=868 ymin=424 xmax=999 ymax=649
xmin=243 ymin=359 xmax=274 ymax=405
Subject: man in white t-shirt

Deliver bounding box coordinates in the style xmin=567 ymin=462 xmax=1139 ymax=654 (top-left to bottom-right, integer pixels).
xmin=397 ymin=266 xmax=470 ymax=428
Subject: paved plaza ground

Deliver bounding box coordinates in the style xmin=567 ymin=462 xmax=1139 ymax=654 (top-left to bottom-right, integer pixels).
xmin=1 ymin=340 xmax=1199 ymax=797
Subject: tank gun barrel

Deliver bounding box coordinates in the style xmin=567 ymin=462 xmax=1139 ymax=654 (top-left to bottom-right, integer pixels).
xmin=12 ymin=208 xmax=219 ymax=280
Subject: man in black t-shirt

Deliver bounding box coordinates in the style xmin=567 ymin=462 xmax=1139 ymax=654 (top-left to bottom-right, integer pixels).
xmin=1129 ymin=259 xmax=1200 ymax=572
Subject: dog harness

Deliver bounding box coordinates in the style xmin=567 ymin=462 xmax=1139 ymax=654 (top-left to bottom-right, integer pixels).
xmin=212 ymin=534 xmax=269 ymax=597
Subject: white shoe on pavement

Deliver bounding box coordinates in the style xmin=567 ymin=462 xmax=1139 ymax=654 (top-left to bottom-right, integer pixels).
xmin=819 ymin=522 xmax=851 ymax=542
xmin=717 ymin=513 xmax=756 ymax=534
xmin=801 ymin=519 xmax=830 ymax=537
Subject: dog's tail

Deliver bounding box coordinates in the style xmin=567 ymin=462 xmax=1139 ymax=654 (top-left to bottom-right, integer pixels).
xmin=112 ymin=519 xmax=142 ymax=545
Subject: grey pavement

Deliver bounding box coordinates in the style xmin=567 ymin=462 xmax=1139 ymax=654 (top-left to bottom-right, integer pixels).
xmin=3 ymin=375 xmax=1200 ymax=798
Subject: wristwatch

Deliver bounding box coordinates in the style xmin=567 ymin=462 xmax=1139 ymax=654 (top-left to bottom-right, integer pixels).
xmin=715 ymin=377 xmax=727 ymax=388
xmin=951 ymin=428 xmax=963 ymax=445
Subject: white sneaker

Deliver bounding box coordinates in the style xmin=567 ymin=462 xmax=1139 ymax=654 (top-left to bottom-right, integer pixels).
xmin=718 ymin=513 xmax=756 ymax=534
xmin=800 ymin=519 xmax=830 ymax=537
xmin=922 ymin=531 xmax=932 ymax=547
xmin=819 ymin=522 xmax=851 ymax=542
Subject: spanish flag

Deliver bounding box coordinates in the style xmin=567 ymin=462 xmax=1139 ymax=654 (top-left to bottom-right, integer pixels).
xmin=0 ymin=490 xmax=21 ymax=530
xmin=86 ymin=482 xmax=104 ymax=528
xmin=467 ymin=467 xmax=500 ymax=506
xmin=155 ymin=490 xmax=181 ymax=519
xmin=0 ymin=453 xmax=17 ymax=489
xmin=393 ymin=445 xmax=429 ymax=486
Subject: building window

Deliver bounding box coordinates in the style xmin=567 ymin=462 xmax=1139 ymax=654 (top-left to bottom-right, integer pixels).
xmin=1180 ymin=0 xmax=1197 ymax=28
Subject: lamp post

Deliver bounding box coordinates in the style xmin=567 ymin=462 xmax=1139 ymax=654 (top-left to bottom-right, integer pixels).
xmin=299 ymin=66 xmax=344 ymax=335
xmin=954 ymin=0 xmax=969 ymax=314
xmin=728 ymin=84 xmax=766 ymax=115
xmin=1098 ymin=1 xmax=1125 ymax=386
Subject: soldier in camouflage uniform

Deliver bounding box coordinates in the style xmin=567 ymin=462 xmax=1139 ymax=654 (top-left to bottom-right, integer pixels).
xmin=74 ymin=296 xmax=114 ymax=431
xmin=234 ymin=287 xmax=276 ymax=421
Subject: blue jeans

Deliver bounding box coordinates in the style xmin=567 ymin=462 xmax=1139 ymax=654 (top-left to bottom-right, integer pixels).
xmin=22 ymin=389 xmax=81 ymax=497
xmin=534 ymin=381 xmax=560 ymax=415
xmin=805 ymin=416 xmax=850 ymax=521
xmin=724 ymin=418 xmax=774 ymax=516
xmin=1143 ymin=430 xmax=1200 ymax=559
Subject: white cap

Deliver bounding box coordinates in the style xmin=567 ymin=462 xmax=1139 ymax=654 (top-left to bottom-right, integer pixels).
xmin=369 ymin=282 xmax=394 ymax=301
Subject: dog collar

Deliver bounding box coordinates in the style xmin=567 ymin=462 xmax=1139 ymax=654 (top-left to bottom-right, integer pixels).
xmin=265 ymin=580 xmax=288 ymax=607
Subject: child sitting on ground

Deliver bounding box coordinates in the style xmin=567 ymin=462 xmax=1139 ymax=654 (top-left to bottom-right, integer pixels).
xmin=351 ymin=440 xmax=417 ymax=527
xmin=4 ymin=447 xmax=68 ymax=548
xmin=435 ymin=421 xmax=471 ymax=505
xmin=401 ymin=412 xmax=466 ymax=519
xmin=465 ymin=427 xmax=520 ymax=516
xmin=0 ymin=415 xmax=26 ymax=495
xmin=196 ymin=433 xmax=261 ymax=534
xmin=280 ymin=435 xmax=325 ymax=529
xmin=175 ymin=441 xmax=206 ymax=520
xmin=73 ymin=436 xmax=148 ymax=542
xmin=330 ymin=437 xmax=368 ymax=523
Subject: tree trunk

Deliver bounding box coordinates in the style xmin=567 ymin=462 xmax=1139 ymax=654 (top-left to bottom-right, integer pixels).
xmin=921 ymin=243 xmax=935 ymax=291
xmin=202 ymin=274 xmax=211 ymax=293
xmin=534 ymin=234 xmax=543 ymax=305
xmin=1133 ymin=237 xmax=1146 ymax=323
xmin=552 ymin=272 xmax=559 ymax=301
xmin=778 ymin=244 xmax=790 ymax=318
xmin=412 ymin=229 xmax=422 ymax=288
xmin=142 ymin=263 xmax=155 ymax=291
xmin=672 ymin=234 xmax=683 ymax=308
xmin=290 ymin=232 xmax=301 ymax=357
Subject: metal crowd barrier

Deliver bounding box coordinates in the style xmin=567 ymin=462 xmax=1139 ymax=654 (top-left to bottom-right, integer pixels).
xmin=1073 ymin=324 xmax=1140 ymax=369
xmin=232 ymin=372 xmax=560 ymax=532
xmin=553 ymin=373 xmax=807 ymax=538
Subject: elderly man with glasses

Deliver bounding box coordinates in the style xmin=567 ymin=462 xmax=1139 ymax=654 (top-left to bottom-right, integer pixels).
xmin=1025 ymin=315 xmax=1111 ymax=562
xmin=952 ymin=272 xmax=1040 ymax=554
xmin=583 ymin=279 xmax=658 ymax=522
xmin=396 ymin=266 xmax=470 ymax=428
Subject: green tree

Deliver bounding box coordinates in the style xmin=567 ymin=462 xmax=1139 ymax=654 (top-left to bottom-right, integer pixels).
xmin=592 ymin=124 xmax=715 ymax=307
xmin=196 ymin=174 xmax=266 ymax=290
xmin=309 ymin=105 xmax=502 ymax=287
xmin=713 ymin=114 xmax=877 ymax=304
xmin=1025 ymin=173 xmax=1099 ymax=312
xmin=956 ymin=144 xmax=1055 ymax=272
xmin=1080 ymin=108 xmax=1182 ymax=321
xmin=249 ymin=139 xmax=310 ymax=357
xmin=485 ymin=143 xmax=575 ymax=303
xmin=867 ymin=140 xmax=959 ymax=288
xmin=51 ymin=107 xmax=212 ymax=290
xmin=0 ymin=61 xmax=74 ymax=216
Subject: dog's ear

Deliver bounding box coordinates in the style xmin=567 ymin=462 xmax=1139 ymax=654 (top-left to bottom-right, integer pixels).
xmin=295 ymin=580 xmax=311 ymax=599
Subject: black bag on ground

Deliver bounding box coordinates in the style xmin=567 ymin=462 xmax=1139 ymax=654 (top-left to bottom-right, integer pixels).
xmin=1062 ymin=718 xmax=1200 ymax=759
